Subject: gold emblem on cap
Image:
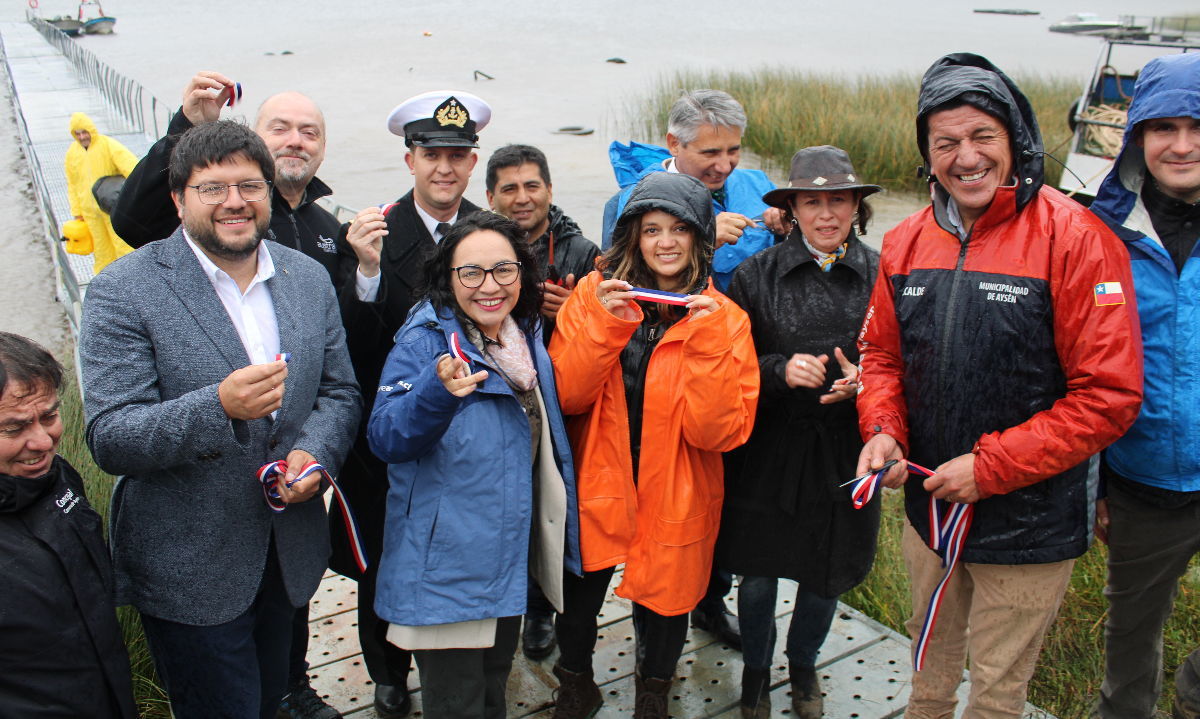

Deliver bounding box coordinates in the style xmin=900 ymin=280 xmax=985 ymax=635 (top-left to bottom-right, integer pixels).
xmin=435 ymin=97 xmax=469 ymax=128
xmin=812 ymin=177 xmax=827 ymax=186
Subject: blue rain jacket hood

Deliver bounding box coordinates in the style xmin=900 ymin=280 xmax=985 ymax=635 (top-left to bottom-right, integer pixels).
xmin=1093 ymin=52 xmax=1200 ymax=218
xmin=603 ymin=141 xmax=776 ymax=289
xmin=916 ymin=52 xmax=1045 ymax=213
xmin=1090 ymin=51 xmax=1200 ymax=492
xmin=368 ymin=300 xmax=582 ymax=626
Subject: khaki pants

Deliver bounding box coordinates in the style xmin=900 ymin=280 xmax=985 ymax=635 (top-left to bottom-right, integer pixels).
xmin=902 ymin=523 xmax=1074 ymax=719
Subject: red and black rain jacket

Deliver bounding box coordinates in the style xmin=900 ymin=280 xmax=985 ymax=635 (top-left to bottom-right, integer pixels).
xmin=857 ymin=183 xmax=1142 ymax=564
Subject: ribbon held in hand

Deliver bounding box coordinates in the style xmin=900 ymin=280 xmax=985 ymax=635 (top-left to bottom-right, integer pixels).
xmin=257 ymin=460 xmax=369 ymax=573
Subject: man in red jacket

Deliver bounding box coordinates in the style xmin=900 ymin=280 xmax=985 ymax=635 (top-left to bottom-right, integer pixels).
xmin=855 ymin=53 xmax=1142 ymax=717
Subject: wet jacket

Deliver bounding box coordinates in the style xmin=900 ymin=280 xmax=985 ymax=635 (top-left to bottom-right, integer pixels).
xmin=600 ymin=141 xmax=777 ymax=290
xmin=530 ymin=205 xmax=601 ymax=284
xmin=0 ymin=457 xmax=136 ymax=718
xmin=110 ymin=110 xmax=343 ymax=280
xmin=550 ymin=172 xmax=759 ymax=615
xmin=717 ymin=232 xmax=880 ymax=594
xmin=65 ymin=112 xmax=138 ymax=222
xmin=369 ymin=301 xmax=581 ymax=625
xmin=857 ymin=53 xmax=1143 ymax=565
xmin=1092 ymin=52 xmax=1200 ymax=492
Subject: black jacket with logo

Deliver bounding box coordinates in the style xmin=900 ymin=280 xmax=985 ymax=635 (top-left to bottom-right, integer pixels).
xmin=110 ymin=109 xmax=343 ymax=281
xmin=0 ymin=457 xmax=136 ymax=718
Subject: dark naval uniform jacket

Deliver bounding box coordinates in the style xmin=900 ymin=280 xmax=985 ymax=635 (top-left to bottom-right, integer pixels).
xmin=331 ymin=190 xmax=482 ymax=576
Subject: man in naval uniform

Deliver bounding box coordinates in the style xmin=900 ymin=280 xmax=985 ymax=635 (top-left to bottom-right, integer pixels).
xmin=333 ymin=90 xmax=492 ymax=719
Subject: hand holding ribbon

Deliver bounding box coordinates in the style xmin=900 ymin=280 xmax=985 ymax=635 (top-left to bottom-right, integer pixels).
xmin=257 ymin=457 xmax=369 ymax=573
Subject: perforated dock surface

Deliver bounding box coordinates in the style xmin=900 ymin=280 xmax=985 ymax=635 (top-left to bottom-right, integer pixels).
xmin=304 ymin=570 xmax=1053 ymax=718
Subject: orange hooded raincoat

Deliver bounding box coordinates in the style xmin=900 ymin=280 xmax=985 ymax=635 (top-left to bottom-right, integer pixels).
xmin=550 ymin=270 xmax=759 ymax=616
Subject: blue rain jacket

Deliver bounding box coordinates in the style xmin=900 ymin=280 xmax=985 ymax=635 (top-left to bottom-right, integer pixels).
xmin=368 ymin=301 xmax=582 ymax=626
xmin=600 ymin=141 xmax=776 ymax=290
xmin=1092 ymin=52 xmax=1200 ymax=492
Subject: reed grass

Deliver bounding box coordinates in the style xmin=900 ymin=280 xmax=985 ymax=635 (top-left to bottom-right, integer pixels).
xmin=844 ymin=491 xmax=1200 ymax=717
xmin=629 ymin=68 xmax=1079 ymax=193
xmin=56 ymin=364 xmax=171 ymax=718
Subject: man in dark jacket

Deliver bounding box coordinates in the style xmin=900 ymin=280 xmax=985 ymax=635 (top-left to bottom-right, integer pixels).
xmin=111 ymin=70 xmax=343 ymax=282
xmin=333 ymin=90 xmax=492 ymax=718
xmin=855 ymin=53 xmax=1142 ymax=717
xmin=483 ymin=143 xmax=600 ymax=659
xmin=108 ymin=70 xmax=347 ymax=719
xmin=1088 ymin=52 xmax=1200 ymax=719
xmin=0 ymin=332 xmax=137 ymax=719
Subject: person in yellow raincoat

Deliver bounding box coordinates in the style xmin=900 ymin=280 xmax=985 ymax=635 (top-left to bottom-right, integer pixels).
xmin=64 ymin=112 xmax=138 ymax=273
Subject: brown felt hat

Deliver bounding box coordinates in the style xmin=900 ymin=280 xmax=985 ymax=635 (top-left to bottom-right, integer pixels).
xmin=762 ymin=145 xmax=882 ymax=209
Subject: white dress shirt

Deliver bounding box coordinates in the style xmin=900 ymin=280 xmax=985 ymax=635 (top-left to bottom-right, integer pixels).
xmin=185 ymin=232 xmax=281 ymax=369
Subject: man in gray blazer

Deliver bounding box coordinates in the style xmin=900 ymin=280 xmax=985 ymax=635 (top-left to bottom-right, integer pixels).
xmin=79 ymin=120 xmax=360 ymax=719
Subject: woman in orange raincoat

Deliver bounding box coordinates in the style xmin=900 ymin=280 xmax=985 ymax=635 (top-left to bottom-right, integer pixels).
xmin=548 ymin=172 xmax=758 ymax=718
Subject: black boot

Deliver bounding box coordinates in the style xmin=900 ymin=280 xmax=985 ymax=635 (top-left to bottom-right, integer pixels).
xmin=633 ymin=673 xmax=673 ymax=719
xmin=740 ymin=666 xmax=771 ymax=718
xmin=523 ymin=609 xmax=557 ymax=660
xmin=690 ymin=600 xmax=742 ymax=650
xmin=790 ymin=667 xmax=824 ymax=719
xmin=551 ymin=663 xmax=602 ymax=718
xmin=372 ymin=682 xmax=411 ymax=719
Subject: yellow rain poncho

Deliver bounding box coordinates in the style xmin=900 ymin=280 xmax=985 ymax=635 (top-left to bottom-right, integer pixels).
xmin=64 ymin=112 xmax=138 ymax=273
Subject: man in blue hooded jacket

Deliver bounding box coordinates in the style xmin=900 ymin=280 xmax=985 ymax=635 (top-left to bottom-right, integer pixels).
xmin=600 ymin=90 xmax=784 ymax=291
xmin=1089 ymin=52 xmax=1200 ymax=719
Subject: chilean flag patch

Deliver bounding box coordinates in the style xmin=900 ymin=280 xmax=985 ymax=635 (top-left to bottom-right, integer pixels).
xmin=1094 ymin=281 xmax=1125 ymax=306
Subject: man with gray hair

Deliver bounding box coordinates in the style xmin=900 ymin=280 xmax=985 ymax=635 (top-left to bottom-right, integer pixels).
xmin=113 ymin=71 xmax=343 ymax=282
xmin=601 ymin=89 xmax=783 ymax=290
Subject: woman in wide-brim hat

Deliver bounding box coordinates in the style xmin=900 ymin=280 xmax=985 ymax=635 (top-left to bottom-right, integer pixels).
xmin=717 ymin=145 xmax=883 ymax=719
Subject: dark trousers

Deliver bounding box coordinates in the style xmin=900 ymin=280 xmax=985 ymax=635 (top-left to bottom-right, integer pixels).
xmin=287 ymin=605 xmax=310 ymax=689
xmin=358 ymin=557 xmax=413 ymax=686
xmin=141 ymin=544 xmax=294 ymax=719
xmin=412 ymin=615 xmax=521 ymax=719
xmin=1100 ymin=479 xmax=1200 ymax=719
xmin=737 ymin=576 xmax=838 ymax=672
xmin=556 ymin=567 xmax=689 ymax=680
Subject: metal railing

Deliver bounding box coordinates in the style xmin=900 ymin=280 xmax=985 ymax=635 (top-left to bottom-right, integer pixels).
xmin=25 ymin=10 xmax=173 ymax=137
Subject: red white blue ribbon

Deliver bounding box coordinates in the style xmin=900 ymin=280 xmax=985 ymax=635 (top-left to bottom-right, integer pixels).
xmin=844 ymin=459 xmax=974 ymax=671
xmin=226 ymin=81 xmax=243 ymax=108
xmin=275 ymin=352 xmax=291 ymax=363
xmin=908 ymin=461 xmax=974 ymax=672
xmin=257 ymin=460 xmax=369 ymax=574
xmin=628 ymin=286 xmax=691 ymax=306
xmin=448 ymin=331 xmax=470 ymax=367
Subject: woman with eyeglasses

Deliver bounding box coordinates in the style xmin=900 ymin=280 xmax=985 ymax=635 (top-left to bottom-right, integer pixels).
xmin=367 ymin=212 xmax=581 ymax=719
xmin=717 ymin=146 xmax=882 ymax=719
xmin=547 ymin=172 xmax=759 ymax=719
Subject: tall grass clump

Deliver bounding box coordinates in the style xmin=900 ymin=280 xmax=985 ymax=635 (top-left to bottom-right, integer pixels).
xmin=629 ymin=68 xmax=1078 ymax=193
xmin=56 ymin=364 xmax=171 ymax=718
xmin=846 ymin=492 xmax=1200 ymax=717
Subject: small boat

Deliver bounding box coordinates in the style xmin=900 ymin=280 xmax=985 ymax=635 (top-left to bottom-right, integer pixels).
xmin=77 ymin=1 xmax=116 ymax=35
xmin=46 ymin=16 xmax=84 ymax=35
xmin=974 ymin=9 xmax=1040 ymax=15
xmin=1049 ymin=12 xmax=1135 ymax=35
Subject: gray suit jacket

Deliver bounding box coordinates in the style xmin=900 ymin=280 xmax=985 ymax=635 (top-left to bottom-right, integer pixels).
xmin=79 ymin=229 xmax=361 ymax=625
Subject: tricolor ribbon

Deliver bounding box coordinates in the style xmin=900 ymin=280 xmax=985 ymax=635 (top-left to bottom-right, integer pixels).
xmin=843 ymin=459 xmax=974 ymax=671
xmin=628 ymin=286 xmax=690 ymax=306
xmin=275 ymin=352 xmax=291 ymax=363
xmin=908 ymin=461 xmax=974 ymax=672
xmin=226 ymin=81 xmax=243 ymax=108
xmin=448 ymin=331 xmax=470 ymax=367
xmin=257 ymin=460 xmax=369 ymax=574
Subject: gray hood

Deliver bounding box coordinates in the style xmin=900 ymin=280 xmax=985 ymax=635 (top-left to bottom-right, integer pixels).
xmin=611 ymin=172 xmax=716 ymax=293
xmin=916 ymin=52 xmax=1045 ymax=212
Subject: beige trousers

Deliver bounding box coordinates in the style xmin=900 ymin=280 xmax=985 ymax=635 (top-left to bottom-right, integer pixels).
xmin=902 ymin=522 xmax=1074 ymax=719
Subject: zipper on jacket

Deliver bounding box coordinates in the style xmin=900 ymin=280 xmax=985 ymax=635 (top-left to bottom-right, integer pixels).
xmin=934 ymin=234 xmax=972 ymax=461
xmin=628 ymin=324 xmax=664 ymax=484
xmin=288 ymin=212 xmax=302 ymax=251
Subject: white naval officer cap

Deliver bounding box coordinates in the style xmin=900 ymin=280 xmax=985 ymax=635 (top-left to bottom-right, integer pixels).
xmin=386 ymin=90 xmax=492 ymax=148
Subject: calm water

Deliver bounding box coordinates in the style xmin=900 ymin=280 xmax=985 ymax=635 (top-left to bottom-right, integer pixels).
xmin=0 ymin=0 xmax=1195 ymax=347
